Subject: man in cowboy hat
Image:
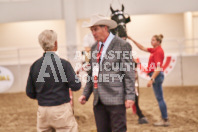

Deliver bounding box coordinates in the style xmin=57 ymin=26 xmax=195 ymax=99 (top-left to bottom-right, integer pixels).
xmin=79 ymin=14 xmax=136 ymax=132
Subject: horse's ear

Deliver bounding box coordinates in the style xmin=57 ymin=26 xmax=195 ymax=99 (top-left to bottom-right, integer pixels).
xmin=121 ymin=4 xmax=124 ymax=11
xmin=110 ymin=5 xmax=114 ymax=13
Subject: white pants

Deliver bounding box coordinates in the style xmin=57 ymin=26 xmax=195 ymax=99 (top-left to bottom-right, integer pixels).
xmin=37 ymin=103 xmax=78 ymax=132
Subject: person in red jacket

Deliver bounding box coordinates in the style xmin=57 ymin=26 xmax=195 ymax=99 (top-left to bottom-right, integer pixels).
xmin=128 ymin=34 xmax=170 ymax=127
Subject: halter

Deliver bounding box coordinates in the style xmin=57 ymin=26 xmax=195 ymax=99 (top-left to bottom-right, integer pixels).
xmin=110 ymin=4 xmax=131 ymax=37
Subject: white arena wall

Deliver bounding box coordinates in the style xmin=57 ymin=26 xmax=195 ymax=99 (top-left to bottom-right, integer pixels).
xmin=0 ymin=42 xmax=197 ymax=93
xmin=138 ymin=55 xmax=198 ymax=87
xmin=1 ymin=55 xmax=198 ymax=93
xmin=0 ymin=46 xmax=67 ymax=93
xmin=0 ymin=0 xmax=198 ymax=93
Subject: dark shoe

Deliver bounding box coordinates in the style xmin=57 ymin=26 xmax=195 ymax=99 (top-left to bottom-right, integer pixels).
xmin=138 ymin=117 xmax=149 ymax=124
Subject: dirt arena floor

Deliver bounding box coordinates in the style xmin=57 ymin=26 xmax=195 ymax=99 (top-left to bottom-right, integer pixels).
xmin=0 ymin=86 xmax=197 ymax=132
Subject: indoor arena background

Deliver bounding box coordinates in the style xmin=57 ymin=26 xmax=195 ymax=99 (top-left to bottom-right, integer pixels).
xmin=0 ymin=0 xmax=198 ymax=132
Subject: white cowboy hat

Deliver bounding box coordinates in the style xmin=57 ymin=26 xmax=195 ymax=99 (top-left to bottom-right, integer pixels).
xmin=82 ymin=14 xmax=117 ymax=29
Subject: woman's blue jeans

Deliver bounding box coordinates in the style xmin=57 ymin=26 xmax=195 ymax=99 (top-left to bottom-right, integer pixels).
xmin=148 ymin=72 xmax=168 ymax=119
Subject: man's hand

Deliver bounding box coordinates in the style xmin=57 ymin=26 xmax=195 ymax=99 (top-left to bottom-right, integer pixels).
xmin=147 ymin=80 xmax=153 ymax=87
xmin=79 ymin=95 xmax=87 ymax=105
xmin=125 ymin=100 xmax=134 ymax=109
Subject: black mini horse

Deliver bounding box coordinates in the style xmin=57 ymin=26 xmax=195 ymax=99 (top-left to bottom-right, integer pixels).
xmin=110 ymin=4 xmax=131 ymax=38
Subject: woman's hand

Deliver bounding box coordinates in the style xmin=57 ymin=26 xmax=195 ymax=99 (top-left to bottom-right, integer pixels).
xmin=147 ymin=80 xmax=153 ymax=87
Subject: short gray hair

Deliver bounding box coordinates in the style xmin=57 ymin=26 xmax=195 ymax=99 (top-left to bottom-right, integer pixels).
xmin=38 ymin=30 xmax=57 ymax=51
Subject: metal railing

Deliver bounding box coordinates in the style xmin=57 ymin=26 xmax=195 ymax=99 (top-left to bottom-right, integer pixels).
xmin=0 ymin=45 xmax=67 ymax=65
xmin=0 ymin=38 xmax=197 ymax=65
